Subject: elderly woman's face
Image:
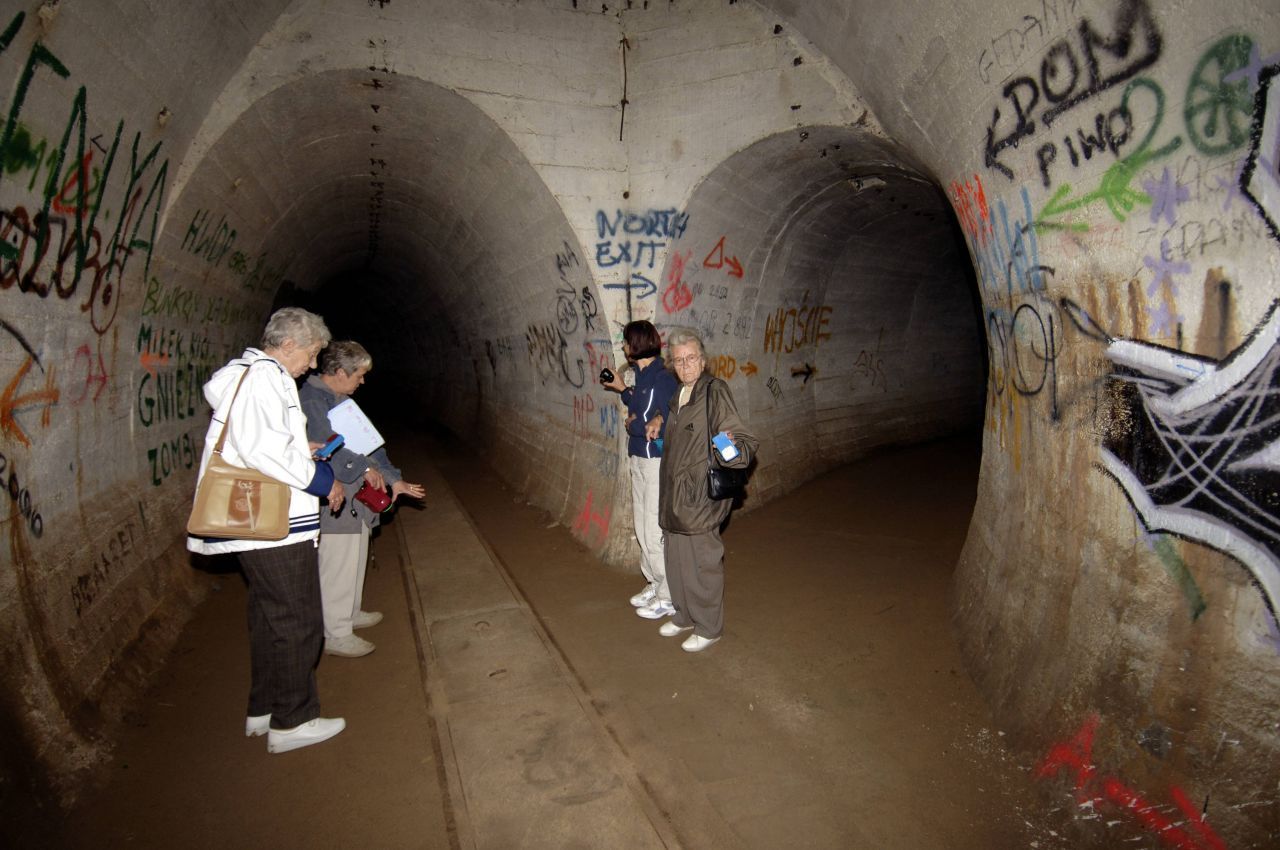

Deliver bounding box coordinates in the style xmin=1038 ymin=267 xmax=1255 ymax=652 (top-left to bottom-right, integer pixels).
xmin=332 ymin=366 xmax=369 ymax=395
xmin=277 ymin=339 xmax=324 ymax=378
xmin=671 ymin=341 xmax=704 ymax=386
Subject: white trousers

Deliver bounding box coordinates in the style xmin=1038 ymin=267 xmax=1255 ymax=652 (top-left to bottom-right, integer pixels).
xmin=318 ymin=524 xmax=370 ymax=639
xmin=629 ymin=455 xmax=668 ymax=602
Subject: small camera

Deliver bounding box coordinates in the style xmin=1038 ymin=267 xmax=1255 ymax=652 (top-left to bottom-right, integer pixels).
xmin=599 ymin=368 xmax=614 ymax=385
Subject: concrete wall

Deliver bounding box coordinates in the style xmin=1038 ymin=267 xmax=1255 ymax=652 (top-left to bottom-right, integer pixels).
xmin=769 ymin=0 xmax=1280 ymax=842
xmin=2 ymin=0 xmax=1276 ymax=844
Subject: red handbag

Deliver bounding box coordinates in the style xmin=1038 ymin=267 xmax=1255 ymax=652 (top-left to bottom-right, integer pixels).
xmin=354 ymin=481 xmax=393 ymax=513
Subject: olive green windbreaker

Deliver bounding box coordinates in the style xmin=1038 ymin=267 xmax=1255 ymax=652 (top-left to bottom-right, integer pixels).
xmin=658 ymin=374 xmax=758 ymax=534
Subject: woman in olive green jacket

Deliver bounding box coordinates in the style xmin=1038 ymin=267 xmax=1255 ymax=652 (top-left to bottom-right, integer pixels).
xmin=656 ymin=327 xmax=758 ymax=652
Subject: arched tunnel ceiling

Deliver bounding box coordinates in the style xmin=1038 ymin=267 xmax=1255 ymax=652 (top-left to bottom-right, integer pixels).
xmin=194 ymin=67 xmax=578 ymax=336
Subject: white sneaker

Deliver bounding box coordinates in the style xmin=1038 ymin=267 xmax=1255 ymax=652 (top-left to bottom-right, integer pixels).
xmin=681 ymin=634 xmax=720 ymax=653
xmin=629 ymin=584 xmax=657 ymax=607
xmin=659 ymin=621 xmax=694 ymax=637
xmin=245 ymin=714 xmax=270 ymax=737
xmin=636 ymin=598 xmax=675 ymax=619
xmin=267 ymin=717 xmax=346 ymax=754
xmin=324 ymin=634 xmax=375 ymax=657
xmin=352 ymin=610 xmax=383 ymax=629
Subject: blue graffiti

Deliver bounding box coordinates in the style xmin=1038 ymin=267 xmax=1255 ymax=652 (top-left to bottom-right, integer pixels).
xmin=971 ymin=187 xmax=1047 ymax=298
xmin=594 ymin=207 xmax=689 ymax=270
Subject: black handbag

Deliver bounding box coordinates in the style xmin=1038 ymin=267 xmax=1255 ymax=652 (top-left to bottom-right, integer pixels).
xmin=704 ymin=380 xmax=749 ymax=500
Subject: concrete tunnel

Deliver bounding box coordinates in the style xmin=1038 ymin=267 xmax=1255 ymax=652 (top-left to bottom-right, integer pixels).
xmin=1 ymin=0 xmax=1278 ymax=845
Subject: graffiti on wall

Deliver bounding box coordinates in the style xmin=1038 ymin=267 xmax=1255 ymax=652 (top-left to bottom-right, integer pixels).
xmin=0 ymin=11 xmax=169 ymax=336
xmin=1037 ymin=714 xmax=1226 ymax=850
xmin=1099 ymin=298 xmax=1280 ymax=626
xmin=571 ymin=488 xmax=610 ymax=547
xmin=762 ymin=291 xmax=834 ymax=354
xmin=527 ymin=241 xmax=597 ymax=388
xmin=595 ymin=207 xmax=688 ymax=321
xmin=1242 ymin=64 xmax=1280 ymax=244
xmin=983 ymin=0 xmax=1162 ymax=182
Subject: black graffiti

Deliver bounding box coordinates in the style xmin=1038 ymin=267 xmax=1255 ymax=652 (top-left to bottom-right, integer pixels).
xmin=0 ymin=450 xmax=44 ymax=537
xmin=71 ymin=520 xmax=137 ymax=617
xmin=146 ymin=432 xmax=196 ymax=486
xmin=988 ymin=298 xmax=1064 ymax=419
xmin=136 ymin=365 xmax=207 ymax=427
xmin=985 ymin=0 xmax=1160 ymax=179
xmin=1100 ymin=300 xmax=1280 ymax=621
xmin=1035 ymin=104 xmax=1134 ymax=187
xmin=526 ymin=322 xmax=585 ymax=388
xmin=180 ymin=208 xmax=236 ymax=267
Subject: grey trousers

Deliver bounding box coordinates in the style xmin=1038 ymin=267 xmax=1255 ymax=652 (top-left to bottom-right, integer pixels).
xmin=665 ymin=530 xmax=725 ymax=639
xmin=240 ymin=541 xmax=323 ymax=729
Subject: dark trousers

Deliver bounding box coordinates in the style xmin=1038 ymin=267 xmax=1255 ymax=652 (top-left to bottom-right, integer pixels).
xmin=239 ymin=541 xmax=323 ymax=729
xmin=665 ymin=530 xmax=725 ymax=639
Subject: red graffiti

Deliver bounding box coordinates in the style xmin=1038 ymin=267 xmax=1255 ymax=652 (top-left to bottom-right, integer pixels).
xmin=571 ymin=489 xmax=611 ymax=546
xmin=662 ymin=249 xmax=693 ymax=314
xmin=1037 ymin=715 xmax=1226 ymax=850
xmin=572 ymin=393 xmax=596 ymax=434
xmin=949 ymin=173 xmax=992 ymax=248
xmin=74 ymin=342 xmax=109 ymax=403
xmin=53 ymin=151 xmax=97 ymax=216
xmin=702 ymin=235 xmax=743 ymax=278
xmin=0 ymin=355 xmax=59 ymax=448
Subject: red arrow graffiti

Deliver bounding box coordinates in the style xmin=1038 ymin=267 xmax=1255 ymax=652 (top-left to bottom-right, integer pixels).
xmin=740 ymin=361 xmax=758 ymax=376
xmin=703 ymin=236 xmax=744 ymax=279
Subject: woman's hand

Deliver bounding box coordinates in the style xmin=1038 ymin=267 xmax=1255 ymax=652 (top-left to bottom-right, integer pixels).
xmin=391 ymin=480 xmax=426 ymax=501
xmin=327 ymin=480 xmax=346 ymax=514
xmin=603 ymin=371 xmax=626 ymax=392
xmin=645 ymin=413 xmax=663 ymax=441
xmin=364 ymin=466 xmax=387 ymax=491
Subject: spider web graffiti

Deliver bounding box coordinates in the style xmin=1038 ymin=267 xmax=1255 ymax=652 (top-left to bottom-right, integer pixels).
xmin=1100 ymin=300 xmax=1280 ymax=621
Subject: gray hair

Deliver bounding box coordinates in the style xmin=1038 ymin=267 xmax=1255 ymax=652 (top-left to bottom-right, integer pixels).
xmin=665 ymin=326 xmax=705 ymax=358
xmin=320 ymin=340 xmax=373 ymax=376
xmin=261 ymin=307 xmax=331 ymax=350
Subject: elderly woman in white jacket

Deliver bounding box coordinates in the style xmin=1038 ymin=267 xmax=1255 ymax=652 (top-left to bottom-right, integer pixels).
xmin=188 ymin=307 xmax=347 ymax=754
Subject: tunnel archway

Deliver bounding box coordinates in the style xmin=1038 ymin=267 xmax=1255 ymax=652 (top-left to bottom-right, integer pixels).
xmin=659 ymin=125 xmax=986 ymax=502
xmin=171 ymin=68 xmax=615 ymax=535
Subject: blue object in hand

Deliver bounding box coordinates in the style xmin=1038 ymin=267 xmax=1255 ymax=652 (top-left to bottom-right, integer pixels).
xmin=711 ymin=431 xmax=738 ymax=461
xmin=315 ymin=433 xmax=344 ymax=460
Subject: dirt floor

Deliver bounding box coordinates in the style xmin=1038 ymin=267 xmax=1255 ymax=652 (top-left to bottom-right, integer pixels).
xmin=48 ymin=431 xmax=1075 ymax=849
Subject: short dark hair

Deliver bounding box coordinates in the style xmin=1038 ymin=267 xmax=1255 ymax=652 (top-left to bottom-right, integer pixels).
xmin=623 ymin=320 xmax=661 ymax=359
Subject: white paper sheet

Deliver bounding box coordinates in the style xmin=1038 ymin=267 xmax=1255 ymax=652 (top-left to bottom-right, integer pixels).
xmin=327 ymin=398 xmax=385 ymax=455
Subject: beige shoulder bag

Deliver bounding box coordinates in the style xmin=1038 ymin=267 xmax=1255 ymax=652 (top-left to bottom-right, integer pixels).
xmin=187 ymin=363 xmax=291 ymax=540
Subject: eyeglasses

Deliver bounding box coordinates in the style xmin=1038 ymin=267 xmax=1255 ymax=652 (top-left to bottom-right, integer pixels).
xmin=672 ymin=356 xmax=703 ymax=367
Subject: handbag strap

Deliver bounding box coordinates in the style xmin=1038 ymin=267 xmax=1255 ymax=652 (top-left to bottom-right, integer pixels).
xmin=211 ymin=361 xmax=265 ymax=456
xmin=704 ymin=378 xmax=718 ymax=467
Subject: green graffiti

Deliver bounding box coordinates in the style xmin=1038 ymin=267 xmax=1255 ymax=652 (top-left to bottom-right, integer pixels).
xmin=1184 ymin=34 xmax=1256 ymax=155
xmin=0 ymin=123 xmax=41 ymax=175
xmin=1151 ymin=535 xmax=1207 ymax=622
xmin=1036 ymin=78 xmax=1182 ymax=232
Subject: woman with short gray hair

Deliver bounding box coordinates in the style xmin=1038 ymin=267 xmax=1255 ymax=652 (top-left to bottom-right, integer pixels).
xmin=188 ymin=306 xmax=346 ymax=753
xmin=657 ymin=327 xmax=757 ymax=652
xmin=261 ymin=306 xmax=331 ymax=351
xmin=300 ymin=340 xmax=425 ymax=658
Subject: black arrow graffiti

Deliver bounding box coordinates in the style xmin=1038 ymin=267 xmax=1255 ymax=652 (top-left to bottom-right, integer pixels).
xmin=791 ymin=363 xmax=816 ymax=384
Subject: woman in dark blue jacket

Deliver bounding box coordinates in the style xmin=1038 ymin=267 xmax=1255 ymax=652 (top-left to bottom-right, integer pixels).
xmin=603 ymin=321 xmax=679 ymax=618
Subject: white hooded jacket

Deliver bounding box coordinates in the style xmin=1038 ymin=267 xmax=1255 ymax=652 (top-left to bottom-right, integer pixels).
xmin=186 ymin=348 xmax=335 ymax=555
